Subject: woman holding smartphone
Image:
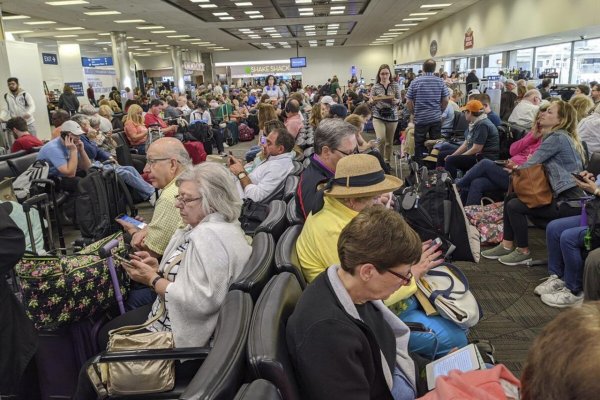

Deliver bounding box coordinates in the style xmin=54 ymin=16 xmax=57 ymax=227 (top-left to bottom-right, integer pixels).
xmin=455 ymin=103 xmax=548 ymax=205
xmin=369 ymin=64 xmax=401 ymax=164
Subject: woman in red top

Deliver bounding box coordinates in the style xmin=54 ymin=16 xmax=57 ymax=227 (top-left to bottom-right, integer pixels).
xmin=123 ymin=104 xmax=148 ymax=155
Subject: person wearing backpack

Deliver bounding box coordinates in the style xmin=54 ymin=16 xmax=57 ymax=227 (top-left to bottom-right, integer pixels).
xmin=0 ymin=77 xmax=37 ymax=135
xmin=58 ymin=84 xmax=80 ymax=116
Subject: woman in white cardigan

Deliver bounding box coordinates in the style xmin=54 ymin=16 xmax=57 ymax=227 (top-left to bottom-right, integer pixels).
xmin=125 ymin=162 xmax=252 ymax=347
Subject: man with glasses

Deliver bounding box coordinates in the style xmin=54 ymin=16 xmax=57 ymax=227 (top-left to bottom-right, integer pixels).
xmin=591 ymin=84 xmax=600 ymax=109
xmin=508 ymin=89 xmax=542 ymax=129
xmin=296 ymin=119 xmax=359 ymax=220
xmin=228 ymin=127 xmax=295 ymax=202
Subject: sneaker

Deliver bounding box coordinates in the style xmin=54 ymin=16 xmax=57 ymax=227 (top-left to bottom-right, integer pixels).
xmin=223 ymin=142 xmax=230 ymax=148
xmin=534 ymin=275 xmax=565 ymax=296
xmin=219 ymin=152 xmax=228 ymax=157
xmin=540 ymin=287 xmax=583 ymax=308
xmin=498 ymin=249 xmax=533 ymax=266
xmin=481 ymin=244 xmax=513 ymax=260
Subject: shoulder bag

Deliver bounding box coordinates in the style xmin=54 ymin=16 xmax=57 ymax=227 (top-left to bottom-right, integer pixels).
xmin=511 ymin=164 xmax=553 ymax=208
xmin=87 ymin=252 xmax=184 ymax=398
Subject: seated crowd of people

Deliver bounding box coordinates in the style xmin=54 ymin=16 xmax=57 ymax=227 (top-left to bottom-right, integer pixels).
xmin=3 ymin=66 xmax=600 ymax=399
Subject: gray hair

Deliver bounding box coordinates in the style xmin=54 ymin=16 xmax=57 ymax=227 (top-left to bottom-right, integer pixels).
xmin=80 ymin=104 xmax=97 ymax=116
xmin=176 ymin=163 xmax=242 ymax=223
xmin=70 ymin=114 xmax=89 ymax=127
xmin=524 ymin=89 xmax=542 ymax=101
xmin=88 ymin=115 xmax=102 ymax=129
xmin=314 ymin=119 xmax=359 ymax=155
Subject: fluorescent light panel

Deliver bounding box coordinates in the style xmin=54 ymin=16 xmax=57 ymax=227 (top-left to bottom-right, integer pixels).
xmin=77 ymin=38 xmax=97 ymax=41
xmin=245 ymin=10 xmax=260 ymax=14
xmin=235 ymin=2 xmax=253 ymax=5
xmin=45 ymin=0 xmax=88 ymax=5
xmin=2 ymin=15 xmax=30 ymax=20
xmin=137 ymin=26 xmax=164 ymax=29
xmin=152 ymin=30 xmax=177 ymax=33
xmin=410 ymin=12 xmax=437 ymax=16
xmin=249 ymin=15 xmax=264 ymax=18
xmin=213 ymin=12 xmax=229 ymax=16
xmin=56 ymin=26 xmax=84 ymax=30
xmin=295 ymin=0 xmax=312 ymax=3
xmin=299 ymin=12 xmax=314 ymax=16
xmin=421 ymin=3 xmax=452 ymax=8
xmin=199 ymin=4 xmax=218 ymax=7
xmin=395 ymin=23 xmax=418 ymax=26
xmin=84 ymin=11 xmax=121 ymax=15
xmin=331 ymin=6 xmax=345 ymax=10
xmin=7 ymin=30 xmax=33 ymax=34
xmin=330 ymin=10 xmax=344 ymax=14
xmin=219 ymin=16 xmax=235 ymax=20
xmin=167 ymin=35 xmax=190 ymax=38
xmin=403 ymin=17 xmax=427 ymax=21
xmin=56 ymin=34 xmax=78 ymax=37
xmin=115 ymin=19 xmax=146 ymax=23
xmin=24 ymin=21 xmax=56 ymax=25
xmin=298 ymin=7 xmax=313 ymax=11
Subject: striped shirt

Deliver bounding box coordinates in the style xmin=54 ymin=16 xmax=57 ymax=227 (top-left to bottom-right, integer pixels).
xmin=406 ymin=73 xmax=449 ymax=125
xmin=370 ymin=82 xmax=401 ymax=122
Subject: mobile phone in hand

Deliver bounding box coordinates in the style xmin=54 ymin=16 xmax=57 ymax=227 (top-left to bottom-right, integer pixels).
xmin=113 ymin=253 xmax=133 ymax=268
xmin=117 ymin=214 xmax=147 ymax=229
xmin=572 ymin=173 xmax=587 ymax=182
xmin=494 ymin=160 xmax=508 ymax=165
xmin=429 ymin=237 xmax=442 ymax=249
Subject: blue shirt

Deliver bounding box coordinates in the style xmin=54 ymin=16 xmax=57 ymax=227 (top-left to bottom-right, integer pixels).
xmin=487 ymin=111 xmax=502 ymax=127
xmin=441 ymin=105 xmax=455 ymax=135
xmin=247 ymin=95 xmax=257 ymax=106
xmin=406 ymin=73 xmax=449 ymax=125
xmin=37 ymin=137 xmax=78 ymax=177
xmin=80 ymin=135 xmax=111 ymax=162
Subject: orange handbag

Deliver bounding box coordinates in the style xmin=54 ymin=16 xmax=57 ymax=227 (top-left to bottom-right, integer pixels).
xmin=511 ymin=164 xmax=553 ymax=208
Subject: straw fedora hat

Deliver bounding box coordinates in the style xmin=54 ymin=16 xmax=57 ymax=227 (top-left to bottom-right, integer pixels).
xmin=324 ymin=154 xmax=403 ymax=198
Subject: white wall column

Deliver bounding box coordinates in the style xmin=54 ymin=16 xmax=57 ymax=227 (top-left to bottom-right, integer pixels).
xmin=110 ymin=31 xmax=133 ymax=92
xmin=57 ymin=43 xmax=88 ymax=108
xmin=171 ymin=46 xmax=184 ymax=94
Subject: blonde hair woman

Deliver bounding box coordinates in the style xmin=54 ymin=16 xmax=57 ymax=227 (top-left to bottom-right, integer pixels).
xmin=569 ymin=94 xmax=594 ymax=122
xmin=123 ymin=104 xmax=148 ymax=154
xmin=309 ymin=102 xmax=322 ymax=128
xmin=109 ymin=99 xmax=122 ymax=114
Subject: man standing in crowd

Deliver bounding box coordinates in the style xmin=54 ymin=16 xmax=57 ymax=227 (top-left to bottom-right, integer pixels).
xmin=0 ymin=77 xmax=37 ymax=135
xmin=86 ymin=83 xmax=96 ymax=107
xmin=406 ymin=59 xmax=449 ymax=163
xmin=144 ymin=99 xmax=178 ymax=136
xmin=6 ymin=117 xmax=43 ymax=153
xmin=508 ymin=89 xmax=542 ymax=129
xmin=296 ymin=119 xmax=358 ymax=219
xmin=229 ymin=127 xmax=295 ymax=202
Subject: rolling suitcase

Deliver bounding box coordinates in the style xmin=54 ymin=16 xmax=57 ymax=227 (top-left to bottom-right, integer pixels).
xmin=225 ymin=121 xmax=240 ymax=146
xmin=183 ymin=141 xmax=207 ymax=164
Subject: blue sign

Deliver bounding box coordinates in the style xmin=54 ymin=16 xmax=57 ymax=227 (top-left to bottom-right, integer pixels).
xmin=81 ymin=57 xmax=113 ymax=67
xmin=486 ymin=75 xmax=500 ymax=81
xmin=65 ymin=82 xmax=85 ymax=97
xmin=351 ymin=65 xmax=357 ymax=76
xmin=290 ymin=57 xmax=306 ymax=68
xmin=42 ymin=53 xmax=58 ymax=65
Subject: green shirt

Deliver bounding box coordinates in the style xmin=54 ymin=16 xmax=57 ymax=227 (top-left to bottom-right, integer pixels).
xmin=144 ymin=177 xmax=183 ymax=255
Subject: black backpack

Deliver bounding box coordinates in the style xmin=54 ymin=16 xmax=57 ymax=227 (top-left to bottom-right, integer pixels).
xmin=186 ymin=121 xmax=214 ymax=155
xmin=497 ymin=122 xmax=527 ymax=160
xmin=76 ymin=168 xmax=136 ymax=241
xmin=239 ymin=199 xmax=269 ymax=236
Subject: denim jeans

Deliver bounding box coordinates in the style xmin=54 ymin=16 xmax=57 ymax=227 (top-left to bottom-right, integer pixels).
xmin=102 ymin=164 xmax=155 ymax=200
xmin=456 ymin=159 xmax=510 ymax=206
xmin=414 ymin=121 xmax=441 ymax=163
xmin=443 ymin=154 xmax=477 ymax=179
xmin=391 ymin=366 xmax=416 ymax=400
xmin=245 ymin=145 xmax=262 ymax=162
xmin=546 ymin=215 xmax=587 ymax=293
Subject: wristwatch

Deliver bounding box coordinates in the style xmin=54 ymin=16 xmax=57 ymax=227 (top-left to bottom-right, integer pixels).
xmin=237 ymin=172 xmax=247 ymax=180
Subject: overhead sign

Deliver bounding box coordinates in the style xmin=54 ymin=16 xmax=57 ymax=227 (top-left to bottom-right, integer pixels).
xmin=429 ymin=40 xmax=438 ymax=57
xmin=42 ymin=53 xmax=58 ymax=65
xmin=81 ymin=57 xmax=114 ymax=67
xmin=65 ymin=82 xmax=85 ymax=97
xmin=182 ymin=61 xmax=204 ymax=71
xmin=245 ymin=64 xmax=291 ymax=74
xmin=464 ymin=28 xmax=474 ymax=50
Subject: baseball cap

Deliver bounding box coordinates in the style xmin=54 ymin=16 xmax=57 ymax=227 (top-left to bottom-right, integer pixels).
xmin=329 ymin=104 xmax=348 ymax=118
xmin=320 ymin=95 xmax=336 ymax=105
xmin=468 ymin=89 xmax=481 ymax=96
xmin=506 ymin=79 xmax=516 ymax=86
xmin=99 ymin=117 xmax=113 ymax=134
xmin=61 ymin=120 xmax=85 ymax=136
xmin=460 ymin=100 xmax=485 ymax=113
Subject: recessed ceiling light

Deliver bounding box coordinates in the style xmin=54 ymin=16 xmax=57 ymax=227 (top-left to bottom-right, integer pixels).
xmin=239 ymin=28 xmax=252 ymax=31
xmin=56 ymin=26 xmax=84 ymax=30
xmin=331 ymin=6 xmax=345 ymax=10
xmin=421 ymin=3 xmax=452 ymax=8
xmin=137 ymin=26 xmax=164 ymax=30
xmin=97 ymin=32 xmax=110 ymax=36
xmin=298 ymin=7 xmax=313 ymax=11
xmin=299 ymin=12 xmax=314 ymax=16
xmin=214 ymin=48 xmax=229 ymax=51
xmin=249 ymin=35 xmax=261 ymax=38
xmin=330 ymin=11 xmax=344 ymax=14
xmin=84 ymin=11 xmax=121 ymax=15
xmin=219 ymin=16 xmax=235 ymax=20
xmin=304 ymin=25 xmax=315 ymax=29
xmin=56 ymin=34 xmax=78 ymax=37
xmin=305 ymin=32 xmax=316 ymax=36
xmin=7 ymin=30 xmax=34 ymax=34
xmin=263 ymin=27 xmax=276 ymax=31
xmin=45 ymin=0 xmax=88 ymax=5
xmin=24 ymin=21 xmax=57 ymax=25
xmin=328 ymin=24 xmax=339 ymax=28
xmin=146 ymin=42 xmax=159 ymax=44
xmin=270 ymin=33 xmax=282 ymax=37
xmin=156 ymin=44 xmax=170 ymax=47
xmin=295 ymin=0 xmax=312 ymax=3
xmin=199 ymin=4 xmax=218 ymax=8
xmin=403 ymin=17 xmax=427 ymax=21
xmin=115 ymin=19 xmax=146 ymax=23
xmin=390 ymin=28 xmax=409 ymax=31
xmin=167 ymin=35 xmax=190 ymax=38
xmin=180 ymin=38 xmax=201 ymax=41
xmin=326 ymin=31 xmax=337 ymax=35
xmin=190 ymin=0 xmax=209 ymax=2
xmin=213 ymin=12 xmax=229 ymax=16
xmin=133 ymin=39 xmax=149 ymax=42
xmin=196 ymin=43 xmax=214 ymax=46
xmin=3 ymin=15 xmax=30 ymax=20
xmin=95 ymin=41 xmax=112 ymax=44
xmin=309 ymin=44 xmax=317 ymax=47
xmin=410 ymin=12 xmax=437 ymax=16
xmin=135 ymin=48 xmax=151 ymax=50
xmin=77 ymin=38 xmax=97 ymax=41
xmin=235 ymin=2 xmax=253 ymax=5
xmin=395 ymin=23 xmax=418 ymax=26
xmin=245 ymin=10 xmax=260 ymax=14
xmin=152 ymin=30 xmax=177 ymax=33
xmin=249 ymin=15 xmax=264 ymax=18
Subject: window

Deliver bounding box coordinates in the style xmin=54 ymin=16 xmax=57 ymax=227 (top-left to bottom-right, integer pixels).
xmin=515 ymin=48 xmax=534 ymax=77
xmin=572 ymin=38 xmax=600 ymax=84
xmin=534 ymin=43 xmax=572 ymax=84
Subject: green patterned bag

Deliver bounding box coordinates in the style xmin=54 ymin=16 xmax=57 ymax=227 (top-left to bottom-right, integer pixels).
xmin=15 ymin=232 xmax=130 ymax=330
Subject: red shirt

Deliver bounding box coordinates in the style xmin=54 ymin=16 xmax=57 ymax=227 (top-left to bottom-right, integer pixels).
xmin=144 ymin=112 xmax=167 ymax=129
xmin=11 ymin=134 xmax=43 ymax=153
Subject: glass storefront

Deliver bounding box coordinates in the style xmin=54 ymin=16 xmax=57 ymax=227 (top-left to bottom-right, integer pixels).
xmin=572 ymin=38 xmax=600 ymax=84
xmin=535 ymin=43 xmax=572 ymax=84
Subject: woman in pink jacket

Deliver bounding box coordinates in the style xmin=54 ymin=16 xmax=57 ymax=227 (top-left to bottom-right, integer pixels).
xmin=456 ymin=103 xmax=549 ymax=205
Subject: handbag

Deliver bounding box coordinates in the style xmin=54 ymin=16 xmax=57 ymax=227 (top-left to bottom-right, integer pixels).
xmin=15 ymin=232 xmax=129 ymax=330
xmin=464 ymin=197 xmax=504 ymax=244
xmin=416 ymin=263 xmax=483 ymax=329
xmin=511 ymin=164 xmax=553 ymax=208
xmin=87 ymin=252 xmax=184 ymax=398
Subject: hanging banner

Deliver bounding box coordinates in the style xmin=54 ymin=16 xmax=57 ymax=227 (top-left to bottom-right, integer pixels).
xmin=464 ymin=28 xmax=474 ymax=50
xmin=83 ymin=67 xmax=118 ymax=98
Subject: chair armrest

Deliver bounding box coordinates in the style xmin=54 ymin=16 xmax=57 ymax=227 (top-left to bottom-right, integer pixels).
xmin=98 ymin=346 xmax=211 ymax=363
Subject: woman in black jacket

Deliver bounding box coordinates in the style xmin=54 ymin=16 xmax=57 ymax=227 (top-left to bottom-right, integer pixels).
xmin=58 ymin=84 xmax=80 ymax=116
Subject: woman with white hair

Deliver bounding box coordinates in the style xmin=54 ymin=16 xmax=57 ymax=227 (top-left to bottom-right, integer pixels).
xmin=577 ymin=103 xmax=600 ymax=155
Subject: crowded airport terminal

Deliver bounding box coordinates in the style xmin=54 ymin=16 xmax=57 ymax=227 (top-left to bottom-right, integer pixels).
xmin=2 ymin=0 xmax=600 ymax=399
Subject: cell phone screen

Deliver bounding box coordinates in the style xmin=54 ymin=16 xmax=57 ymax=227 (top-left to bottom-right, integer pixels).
xmin=117 ymin=214 xmax=147 ymax=229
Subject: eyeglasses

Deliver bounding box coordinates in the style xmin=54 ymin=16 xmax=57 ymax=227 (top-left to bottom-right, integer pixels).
xmin=386 ymin=268 xmax=413 ymax=285
xmin=333 ymin=147 xmax=359 ymax=156
xmin=146 ymin=158 xmax=171 ymax=166
xmin=174 ymin=195 xmax=202 ymax=206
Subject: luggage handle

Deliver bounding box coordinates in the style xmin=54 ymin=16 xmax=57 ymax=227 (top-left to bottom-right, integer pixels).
xmin=101 ymin=239 xmax=126 ymax=314
xmin=427 ymin=263 xmax=470 ymax=303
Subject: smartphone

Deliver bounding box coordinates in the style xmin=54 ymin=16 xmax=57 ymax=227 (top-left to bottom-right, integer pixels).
xmin=113 ymin=253 xmax=133 ymax=268
xmin=260 ymin=136 xmax=267 ymax=145
xmin=116 ymin=214 xmax=147 ymax=229
xmin=429 ymin=237 xmax=442 ymax=249
xmin=60 ymin=131 xmax=69 ymax=140
xmin=572 ymin=172 xmax=587 ymax=182
xmin=494 ymin=160 xmax=508 ymax=165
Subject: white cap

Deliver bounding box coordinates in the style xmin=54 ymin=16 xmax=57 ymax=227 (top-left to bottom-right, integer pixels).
xmin=320 ymin=95 xmax=336 ymax=105
xmin=60 ymin=120 xmax=84 ymax=136
xmin=99 ymin=117 xmax=113 ymax=133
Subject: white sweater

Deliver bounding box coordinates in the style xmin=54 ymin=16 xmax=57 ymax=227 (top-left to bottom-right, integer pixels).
xmin=237 ymin=152 xmax=294 ymax=202
xmin=155 ymin=213 xmax=252 ymax=348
